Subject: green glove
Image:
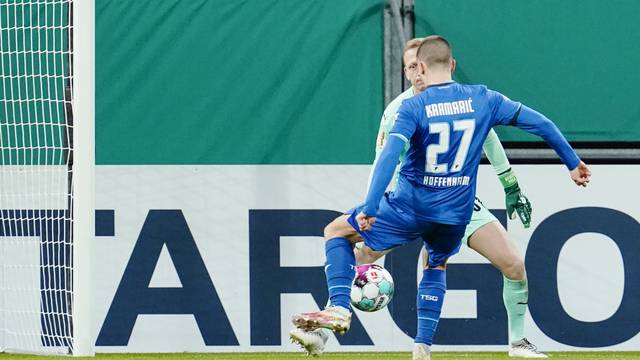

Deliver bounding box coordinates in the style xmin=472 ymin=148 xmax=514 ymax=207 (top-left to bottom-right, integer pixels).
xmin=499 ymin=168 xmax=532 ymax=228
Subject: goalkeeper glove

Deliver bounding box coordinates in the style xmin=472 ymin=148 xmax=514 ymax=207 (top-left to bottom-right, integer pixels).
xmin=499 ymin=168 xmax=532 ymax=228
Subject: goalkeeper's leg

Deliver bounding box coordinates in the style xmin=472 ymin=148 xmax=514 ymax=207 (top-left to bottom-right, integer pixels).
xmin=467 ymin=221 xmax=547 ymax=358
xmin=354 ymin=242 xmax=390 ymax=264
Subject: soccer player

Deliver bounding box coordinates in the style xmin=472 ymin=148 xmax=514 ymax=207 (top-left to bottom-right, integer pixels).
xmin=290 ymin=38 xmax=545 ymax=358
xmin=291 ymin=36 xmax=591 ymax=360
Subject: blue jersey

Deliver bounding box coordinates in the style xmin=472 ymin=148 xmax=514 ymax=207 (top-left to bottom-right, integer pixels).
xmin=363 ymin=81 xmax=580 ymax=225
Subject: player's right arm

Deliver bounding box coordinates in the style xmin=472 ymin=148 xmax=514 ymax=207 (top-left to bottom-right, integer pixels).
xmin=366 ymin=113 xmax=391 ymax=189
xmin=360 ymin=101 xmax=418 ymax=228
xmin=489 ymin=90 xmax=591 ymax=186
xmin=367 ymin=105 xmax=409 ymax=191
xmin=357 ymin=134 xmax=406 ymax=231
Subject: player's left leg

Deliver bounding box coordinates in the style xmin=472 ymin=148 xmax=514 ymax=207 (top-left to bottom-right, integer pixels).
xmin=413 ymin=223 xmax=465 ymax=360
xmin=414 ymin=263 xmax=445 ymax=360
xmin=467 ymin=220 xmax=547 ymax=358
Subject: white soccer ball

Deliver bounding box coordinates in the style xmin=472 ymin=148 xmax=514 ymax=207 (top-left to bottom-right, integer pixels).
xmin=350 ymin=263 xmax=394 ymax=312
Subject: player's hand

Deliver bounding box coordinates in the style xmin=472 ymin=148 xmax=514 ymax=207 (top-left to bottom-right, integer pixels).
xmin=570 ymin=161 xmax=591 ymax=187
xmin=505 ymin=183 xmax=532 ymax=228
xmin=356 ymin=212 xmax=376 ymax=231
xmin=499 ymin=168 xmax=532 ymax=228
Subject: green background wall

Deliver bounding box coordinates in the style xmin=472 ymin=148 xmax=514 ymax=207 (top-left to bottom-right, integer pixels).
xmin=95 ymin=0 xmax=640 ymax=165
xmin=415 ymin=0 xmax=640 ymax=142
xmin=96 ymin=0 xmax=383 ymax=164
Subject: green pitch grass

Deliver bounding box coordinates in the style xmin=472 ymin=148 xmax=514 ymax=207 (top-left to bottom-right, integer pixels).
xmin=1 ymin=353 xmax=640 ymax=360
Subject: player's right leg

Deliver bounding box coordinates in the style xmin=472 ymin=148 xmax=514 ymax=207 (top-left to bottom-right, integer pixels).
xmin=291 ymin=242 xmax=390 ymax=356
xmin=292 ymin=214 xmax=360 ymax=334
xmin=293 ymin=197 xmax=418 ymax=335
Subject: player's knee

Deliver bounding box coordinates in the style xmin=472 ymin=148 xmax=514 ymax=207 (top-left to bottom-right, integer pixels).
xmin=324 ymin=216 xmax=352 ymax=239
xmin=323 ymin=223 xmax=335 ymax=239
xmin=323 ymin=218 xmax=340 ymax=238
xmin=502 ymin=258 xmax=525 ymax=280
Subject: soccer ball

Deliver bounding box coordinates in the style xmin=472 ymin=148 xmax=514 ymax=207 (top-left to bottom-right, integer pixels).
xmin=350 ymin=263 xmax=394 ymax=312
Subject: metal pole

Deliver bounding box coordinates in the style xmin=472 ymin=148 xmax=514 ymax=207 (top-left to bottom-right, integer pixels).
xmin=384 ymin=0 xmax=415 ymax=105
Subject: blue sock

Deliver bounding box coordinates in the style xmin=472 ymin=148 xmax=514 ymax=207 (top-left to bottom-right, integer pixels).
xmin=415 ymin=269 xmax=446 ymax=345
xmin=325 ymin=237 xmax=355 ymax=310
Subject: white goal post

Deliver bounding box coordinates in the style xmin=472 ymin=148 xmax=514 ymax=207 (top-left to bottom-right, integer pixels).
xmin=72 ymin=0 xmax=94 ymax=357
xmin=0 ymin=0 xmax=94 ymax=356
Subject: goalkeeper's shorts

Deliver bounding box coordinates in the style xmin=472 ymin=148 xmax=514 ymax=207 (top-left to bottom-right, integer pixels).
xmin=462 ymin=197 xmax=500 ymax=246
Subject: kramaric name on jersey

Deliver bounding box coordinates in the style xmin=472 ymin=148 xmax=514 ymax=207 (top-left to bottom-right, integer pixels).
xmin=426 ymin=98 xmax=475 ymax=118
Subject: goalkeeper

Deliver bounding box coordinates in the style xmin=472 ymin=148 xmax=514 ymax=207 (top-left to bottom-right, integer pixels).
xmin=290 ymin=38 xmax=546 ymax=358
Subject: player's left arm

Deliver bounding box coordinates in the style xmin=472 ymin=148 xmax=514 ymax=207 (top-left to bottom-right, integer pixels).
xmin=488 ymin=90 xmax=591 ymax=187
xmin=511 ymin=105 xmax=581 ymax=169
xmin=483 ymin=129 xmax=532 ymax=228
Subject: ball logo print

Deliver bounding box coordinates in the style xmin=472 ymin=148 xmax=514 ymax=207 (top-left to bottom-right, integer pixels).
xmin=367 ymin=270 xmax=381 ymax=282
xmin=350 ymin=264 xmax=395 ymax=312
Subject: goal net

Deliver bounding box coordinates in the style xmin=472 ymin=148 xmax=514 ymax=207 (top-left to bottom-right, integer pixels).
xmin=0 ymin=0 xmax=93 ymax=355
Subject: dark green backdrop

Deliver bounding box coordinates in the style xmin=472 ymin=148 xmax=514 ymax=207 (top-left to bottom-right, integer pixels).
xmin=97 ymin=0 xmax=384 ymax=164
xmin=95 ymin=0 xmax=639 ymax=165
xmin=415 ymin=0 xmax=640 ymax=142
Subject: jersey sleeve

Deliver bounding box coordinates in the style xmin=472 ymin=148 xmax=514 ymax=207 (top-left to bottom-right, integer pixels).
xmin=488 ymin=89 xmax=522 ymax=126
xmin=389 ymin=99 xmax=418 ymax=142
xmin=367 ymin=95 xmax=413 ymax=191
xmin=362 ymin=135 xmax=407 ymax=216
xmin=367 ymin=112 xmax=391 ymax=190
xmin=512 ymin=105 xmax=581 ymax=170
xmin=482 ymin=128 xmax=511 ymax=175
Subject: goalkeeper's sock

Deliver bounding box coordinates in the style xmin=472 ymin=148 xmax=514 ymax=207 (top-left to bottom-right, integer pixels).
xmin=325 ymin=237 xmax=355 ymax=310
xmin=503 ymin=276 xmax=528 ymax=344
xmin=415 ymin=269 xmax=446 ymax=345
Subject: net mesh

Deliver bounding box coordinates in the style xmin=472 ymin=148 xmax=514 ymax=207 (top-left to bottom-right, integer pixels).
xmin=0 ymin=0 xmax=74 ymax=354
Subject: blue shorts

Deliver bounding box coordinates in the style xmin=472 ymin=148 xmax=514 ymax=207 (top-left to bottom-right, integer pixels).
xmin=347 ymin=193 xmax=465 ymax=268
